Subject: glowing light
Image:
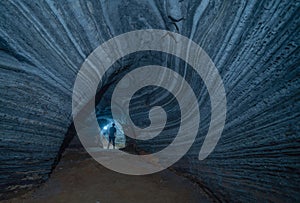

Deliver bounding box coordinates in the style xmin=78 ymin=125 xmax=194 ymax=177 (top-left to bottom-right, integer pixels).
xmin=103 ymin=125 xmax=108 ymax=130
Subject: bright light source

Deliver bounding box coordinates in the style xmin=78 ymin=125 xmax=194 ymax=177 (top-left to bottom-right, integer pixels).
xmin=103 ymin=125 xmax=108 ymax=130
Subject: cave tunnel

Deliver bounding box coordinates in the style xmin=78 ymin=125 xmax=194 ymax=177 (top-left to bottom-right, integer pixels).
xmin=1 ymin=1 xmax=299 ymax=202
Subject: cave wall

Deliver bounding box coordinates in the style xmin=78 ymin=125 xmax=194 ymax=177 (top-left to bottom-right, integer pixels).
xmin=0 ymin=0 xmax=299 ymax=201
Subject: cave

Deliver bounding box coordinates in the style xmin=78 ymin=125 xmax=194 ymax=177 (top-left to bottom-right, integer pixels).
xmin=1 ymin=1 xmax=299 ymax=202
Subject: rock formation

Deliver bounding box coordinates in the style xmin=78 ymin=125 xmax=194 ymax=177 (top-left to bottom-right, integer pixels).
xmin=0 ymin=0 xmax=299 ymax=201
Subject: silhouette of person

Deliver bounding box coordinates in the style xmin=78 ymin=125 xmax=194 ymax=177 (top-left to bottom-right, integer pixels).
xmin=107 ymin=123 xmax=116 ymax=149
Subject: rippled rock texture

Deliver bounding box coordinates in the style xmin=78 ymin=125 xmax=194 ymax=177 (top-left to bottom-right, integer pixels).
xmin=0 ymin=0 xmax=299 ymax=202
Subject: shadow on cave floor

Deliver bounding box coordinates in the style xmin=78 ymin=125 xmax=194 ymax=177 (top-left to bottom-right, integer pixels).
xmin=4 ymin=147 xmax=212 ymax=203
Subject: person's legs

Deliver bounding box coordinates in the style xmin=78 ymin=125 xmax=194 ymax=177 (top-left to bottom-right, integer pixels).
xmin=107 ymin=136 xmax=112 ymax=149
xmin=112 ymin=137 xmax=115 ymax=149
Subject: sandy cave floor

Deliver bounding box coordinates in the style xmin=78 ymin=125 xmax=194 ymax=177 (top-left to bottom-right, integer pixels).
xmin=4 ymin=149 xmax=212 ymax=203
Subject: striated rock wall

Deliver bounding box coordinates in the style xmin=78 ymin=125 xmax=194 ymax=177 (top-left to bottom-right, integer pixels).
xmin=0 ymin=0 xmax=299 ymax=201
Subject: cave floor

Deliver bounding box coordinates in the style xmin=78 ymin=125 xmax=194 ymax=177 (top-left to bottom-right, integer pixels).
xmin=5 ymin=149 xmax=212 ymax=203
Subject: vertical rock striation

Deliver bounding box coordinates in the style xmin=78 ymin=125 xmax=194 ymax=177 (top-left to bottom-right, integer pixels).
xmin=0 ymin=0 xmax=299 ymax=201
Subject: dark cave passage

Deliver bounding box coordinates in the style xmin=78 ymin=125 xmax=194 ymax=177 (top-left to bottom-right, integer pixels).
xmin=1 ymin=1 xmax=299 ymax=202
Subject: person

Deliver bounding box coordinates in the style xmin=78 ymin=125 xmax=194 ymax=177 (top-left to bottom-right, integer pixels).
xmin=107 ymin=123 xmax=116 ymax=149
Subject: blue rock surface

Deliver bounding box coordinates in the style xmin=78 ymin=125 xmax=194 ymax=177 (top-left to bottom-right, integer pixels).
xmin=0 ymin=0 xmax=299 ymax=201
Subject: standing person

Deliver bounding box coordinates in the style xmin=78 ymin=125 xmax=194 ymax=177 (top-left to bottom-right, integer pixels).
xmin=107 ymin=123 xmax=116 ymax=149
